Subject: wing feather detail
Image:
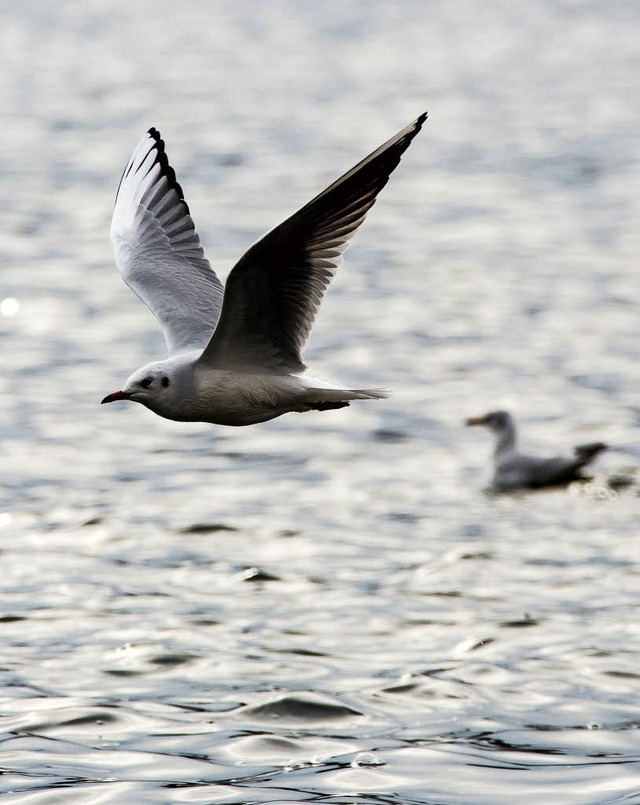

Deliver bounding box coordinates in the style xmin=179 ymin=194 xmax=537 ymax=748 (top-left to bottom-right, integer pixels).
xmin=111 ymin=128 xmax=223 ymax=356
xmin=201 ymin=112 xmax=427 ymax=372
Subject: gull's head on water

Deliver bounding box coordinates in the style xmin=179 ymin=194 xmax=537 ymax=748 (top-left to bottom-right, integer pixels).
xmin=465 ymin=410 xmax=513 ymax=433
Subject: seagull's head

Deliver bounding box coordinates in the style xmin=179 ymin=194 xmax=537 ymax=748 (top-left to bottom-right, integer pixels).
xmin=465 ymin=410 xmax=513 ymax=433
xmin=101 ymin=362 xmax=175 ymax=412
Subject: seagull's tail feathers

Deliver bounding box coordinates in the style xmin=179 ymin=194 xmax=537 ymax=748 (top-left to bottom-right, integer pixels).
xmin=549 ymin=441 xmax=609 ymax=486
xmin=573 ymin=441 xmax=608 ymax=465
xmin=300 ymin=385 xmax=390 ymax=412
xmin=341 ymin=387 xmax=391 ymax=401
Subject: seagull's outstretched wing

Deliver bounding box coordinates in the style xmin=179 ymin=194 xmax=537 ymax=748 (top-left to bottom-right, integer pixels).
xmin=201 ymin=112 xmax=427 ymax=373
xmin=111 ymin=129 xmax=224 ymax=356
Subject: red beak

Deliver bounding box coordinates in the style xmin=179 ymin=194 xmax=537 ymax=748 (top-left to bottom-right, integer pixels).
xmin=101 ymin=390 xmax=132 ymax=404
xmin=465 ymin=415 xmax=488 ymax=426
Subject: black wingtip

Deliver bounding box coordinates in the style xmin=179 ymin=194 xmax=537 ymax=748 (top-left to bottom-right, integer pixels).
xmin=405 ymin=110 xmax=428 ymax=143
xmin=142 ymin=127 xmax=192 ymax=216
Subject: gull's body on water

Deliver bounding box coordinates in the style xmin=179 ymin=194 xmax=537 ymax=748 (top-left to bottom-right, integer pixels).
xmin=466 ymin=410 xmax=607 ymax=491
xmin=102 ymin=114 xmax=427 ymax=426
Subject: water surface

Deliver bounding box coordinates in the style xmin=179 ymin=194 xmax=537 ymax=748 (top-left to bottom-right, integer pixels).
xmin=2 ymin=1 xmax=640 ymax=802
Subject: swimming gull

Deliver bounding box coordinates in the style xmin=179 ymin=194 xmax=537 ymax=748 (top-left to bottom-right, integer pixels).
xmin=466 ymin=410 xmax=607 ymax=490
xmin=101 ymin=113 xmax=427 ymax=426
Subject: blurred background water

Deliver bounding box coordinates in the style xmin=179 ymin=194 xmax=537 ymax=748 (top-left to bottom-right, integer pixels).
xmin=1 ymin=1 xmax=640 ymax=802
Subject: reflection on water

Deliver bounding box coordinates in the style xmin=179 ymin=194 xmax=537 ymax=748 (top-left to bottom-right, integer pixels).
xmin=2 ymin=0 xmax=640 ymax=802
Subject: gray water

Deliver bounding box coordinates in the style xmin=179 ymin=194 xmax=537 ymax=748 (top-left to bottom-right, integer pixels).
xmin=2 ymin=1 xmax=640 ymax=802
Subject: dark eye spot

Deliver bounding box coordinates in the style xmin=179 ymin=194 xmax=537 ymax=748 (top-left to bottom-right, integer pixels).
xmin=141 ymin=377 xmax=153 ymax=389
xmin=161 ymin=376 xmax=170 ymax=388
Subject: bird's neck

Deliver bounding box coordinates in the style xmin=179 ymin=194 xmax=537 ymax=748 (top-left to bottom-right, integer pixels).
xmin=495 ymin=423 xmax=517 ymax=457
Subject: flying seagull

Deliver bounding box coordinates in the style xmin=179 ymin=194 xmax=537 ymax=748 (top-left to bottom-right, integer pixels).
xmin=466 ymin=410 xmax=607 ymax=490
xmin=101 ymin=114 xmax=427 ymax=426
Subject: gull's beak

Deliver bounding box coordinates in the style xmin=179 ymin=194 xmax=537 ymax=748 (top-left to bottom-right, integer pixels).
xmin=101 ymin=390 xmax=132 ymax=404
xmin=466 ymin=415 xmax=487 ymax=427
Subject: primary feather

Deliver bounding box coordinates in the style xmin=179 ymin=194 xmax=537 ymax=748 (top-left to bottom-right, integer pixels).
xmin=111 ymin=128 xmax=224 ymax=355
